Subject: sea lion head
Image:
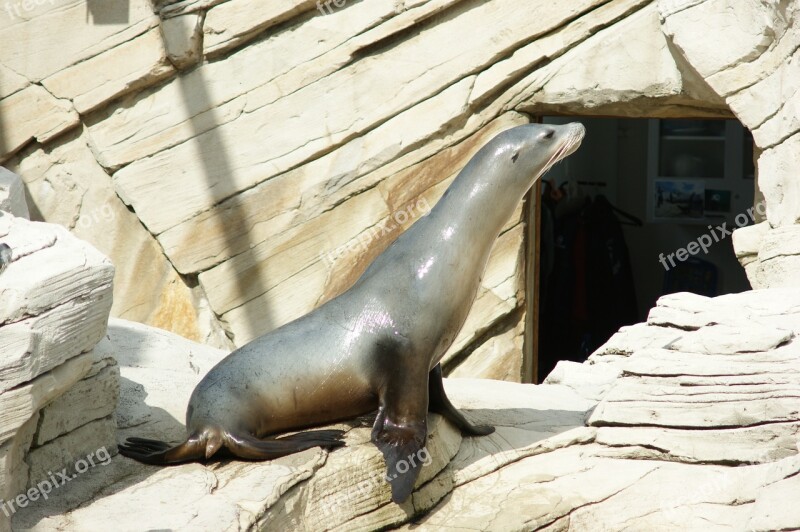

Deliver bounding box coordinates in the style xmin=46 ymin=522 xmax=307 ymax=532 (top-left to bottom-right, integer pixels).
xmin=441 ymin=122 xmax=585 ymax=223
xmin=487 ymin=122 xmax=585 ymax=192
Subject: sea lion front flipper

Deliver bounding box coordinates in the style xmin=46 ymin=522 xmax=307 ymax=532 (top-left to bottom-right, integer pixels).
xmin=372 ymin=409 xmax=427 ymax=504
xmin=428 ymin=364 xmax=494 ymax=436
xmin=371 ymin=365 xmax=429 ymax=504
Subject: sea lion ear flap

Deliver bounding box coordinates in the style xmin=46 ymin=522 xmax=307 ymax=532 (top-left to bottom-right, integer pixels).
xmin=371 ymin=409 xmax=427 ymax=504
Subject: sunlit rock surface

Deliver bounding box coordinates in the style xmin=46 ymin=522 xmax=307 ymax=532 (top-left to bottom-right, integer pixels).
xmin=12 ymin=289 xmax=800 ymax=530
xmin=6 ymin=0 xmax=798 ymax=376
xmin=0 ymin=215 xmax=116 ymax=532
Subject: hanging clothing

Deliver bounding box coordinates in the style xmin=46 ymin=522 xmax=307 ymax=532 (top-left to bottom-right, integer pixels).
xmin=538 ymin=194 xmax=638 ymax=381
xmin=584 ymin=195 xmax=639 ymax=349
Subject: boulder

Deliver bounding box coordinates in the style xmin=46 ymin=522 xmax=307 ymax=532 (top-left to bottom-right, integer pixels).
xmin=0 ymin=216 xmax=117 ymax=531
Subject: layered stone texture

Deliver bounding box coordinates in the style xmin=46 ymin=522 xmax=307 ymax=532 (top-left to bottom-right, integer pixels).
xmin=659 ymin=0 xmax=800 ymax=286
xmin=7 ymin=0 xmax=794 ymax=378
xmin=0 ymin=215 xmax=118 ymax=532
xmin=8 ymin=132 xmax=223 ymax=347
xmin=12 ymin=288 xmax=800 ymax=530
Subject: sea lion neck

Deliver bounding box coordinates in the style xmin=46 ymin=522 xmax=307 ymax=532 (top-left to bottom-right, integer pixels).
xmin=424 ymin=149 xmax=529 ymax=250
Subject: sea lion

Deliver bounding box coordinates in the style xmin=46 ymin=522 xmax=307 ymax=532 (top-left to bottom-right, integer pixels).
xmin=120 ymin=122 xmax=585 ymax=503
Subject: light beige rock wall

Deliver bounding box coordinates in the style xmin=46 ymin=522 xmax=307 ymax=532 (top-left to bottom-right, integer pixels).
xmin=0 ymin=212 xmax=118 ymax=532
xmin=660 ymin=0 xmax=800 ymax=288
xmin=1 ymin=0 xmax=795 ymax=377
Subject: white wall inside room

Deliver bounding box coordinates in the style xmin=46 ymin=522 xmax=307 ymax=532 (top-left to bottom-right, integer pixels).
xmin=542 ymin=116 xmax=753 ymax=321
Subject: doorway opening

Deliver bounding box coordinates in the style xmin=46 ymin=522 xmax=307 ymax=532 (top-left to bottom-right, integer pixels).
xmin=533 ymin=116 xmax=755 ymax=383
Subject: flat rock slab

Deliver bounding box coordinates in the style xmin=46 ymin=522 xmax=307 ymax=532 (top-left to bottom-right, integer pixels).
xmin=12 ymin=288 xmax=800 ymax=530
xmin=409 ymin=289 xmax=800 ymax=531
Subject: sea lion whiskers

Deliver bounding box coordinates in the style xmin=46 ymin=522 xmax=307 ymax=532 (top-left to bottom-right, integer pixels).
xmin=537 ymin=127 xmax=583 ymax=180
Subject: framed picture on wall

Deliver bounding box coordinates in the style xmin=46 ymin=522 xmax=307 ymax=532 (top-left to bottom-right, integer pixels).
xmin=647 ymin=119 xmax=753 ymax=224
xmin=653 ymin=179 xmax=705 ymax=221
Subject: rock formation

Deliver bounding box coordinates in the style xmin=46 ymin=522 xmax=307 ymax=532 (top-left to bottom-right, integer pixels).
xmin=10 ymin=288 xmax=800 ymax=530
xmin=2 ymin=1 xmax=799 ymax=528
xmin=0 ymin=208 xmax=118 ymax=532
xmin=3 ymin=0 xmax=797 ymax=378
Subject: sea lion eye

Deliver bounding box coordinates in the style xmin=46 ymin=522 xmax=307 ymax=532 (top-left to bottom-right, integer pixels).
xmin=511 ymin=151 xmax=519 ymax=163
xmin=542 ymin=129 xmax=554 ymax=140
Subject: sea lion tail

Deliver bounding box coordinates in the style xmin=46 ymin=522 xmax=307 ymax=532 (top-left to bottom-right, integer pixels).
xmin=224 ymin=429 xmax=346 ymax=460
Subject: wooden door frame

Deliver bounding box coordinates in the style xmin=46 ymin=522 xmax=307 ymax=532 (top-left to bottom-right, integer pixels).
xmin=521 ymin=181 xmax=541 ymax=383
xmin=521 ymin=116 xmax=542 ymax=384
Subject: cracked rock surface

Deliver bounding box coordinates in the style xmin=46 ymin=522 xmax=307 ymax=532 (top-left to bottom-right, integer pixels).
xmin=12 ymin=288 xmax=800 ymax=530
xmin=0 ymin=214 xmax=116 ymax=532
xmin=406 ymin=288 xmax=800 ymax=531
xmin=10 ymin=0 xmax=797 ymax=379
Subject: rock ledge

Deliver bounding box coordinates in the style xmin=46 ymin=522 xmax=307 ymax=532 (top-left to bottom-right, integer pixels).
xmin=11 ymin=288 xmax=800 ymax=531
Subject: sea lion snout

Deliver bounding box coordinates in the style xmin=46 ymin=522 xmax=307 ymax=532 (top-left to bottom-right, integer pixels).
xmin=555 ymin=122 xmax=585 ymax=158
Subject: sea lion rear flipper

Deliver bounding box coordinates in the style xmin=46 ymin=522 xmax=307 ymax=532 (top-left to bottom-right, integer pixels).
xmin=428 ymin=364 xmax=494 ymax=436
xmin=121 ymin=430 xmax=345 ymax=464
xmin=371 ymin=366 xmax=429 ymax=504
xmin=119 ymin=436 xmax=207 ymax=464
xmin=226 ymin=429 xmax=345 ymax=460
